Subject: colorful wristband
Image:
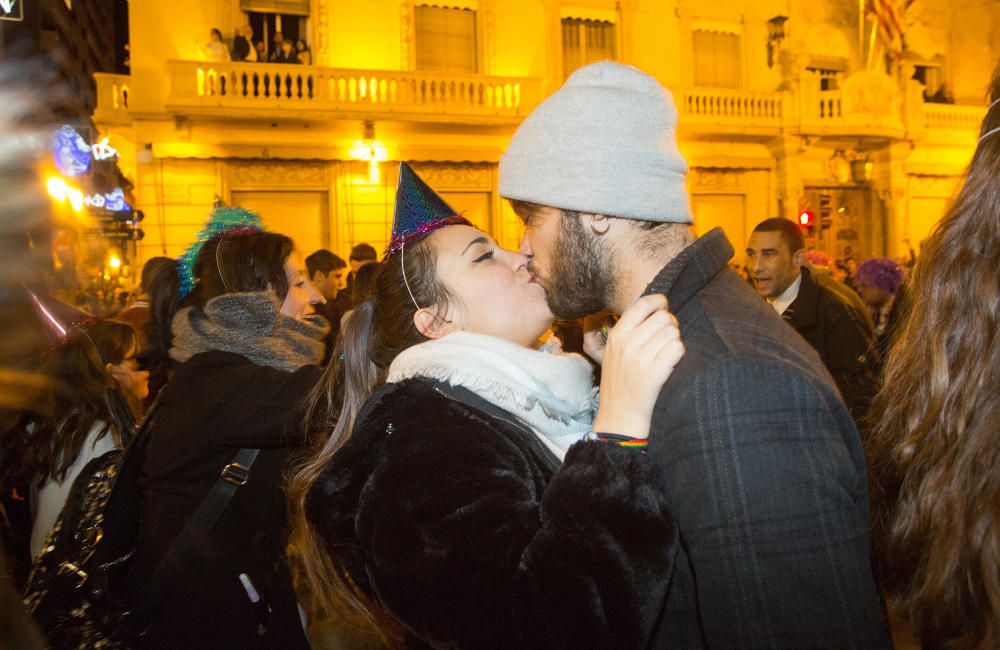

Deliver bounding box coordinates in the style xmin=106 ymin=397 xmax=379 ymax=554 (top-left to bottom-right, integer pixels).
xmin=592 ymin=432 xmax=648 ymax=449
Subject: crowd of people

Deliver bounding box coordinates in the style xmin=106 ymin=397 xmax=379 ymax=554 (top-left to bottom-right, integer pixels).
xmin=1 ymin=59 xmax=998 ymax=650
xmin=204 ymin=26 xmax=312 ymax=65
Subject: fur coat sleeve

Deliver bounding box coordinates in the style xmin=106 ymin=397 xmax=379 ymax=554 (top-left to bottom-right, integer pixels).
xmin=346 ymin=379 xmax=678 ymax=649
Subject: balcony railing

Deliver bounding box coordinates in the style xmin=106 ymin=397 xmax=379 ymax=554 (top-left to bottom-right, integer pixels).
xmin=816 ymin=90 xmax=843 ymax=120
xmin=93 ymin=73 xmax=131 ymax=125
xmin=676 ymin=88 xmax=784 ymax=127
xmin=165 ymin=60 xmax=541 ymax=121
xmin=921 ymin=103 xmax=985 ymax=131
xmin=94 ymin=65 xmax=985 ymax=144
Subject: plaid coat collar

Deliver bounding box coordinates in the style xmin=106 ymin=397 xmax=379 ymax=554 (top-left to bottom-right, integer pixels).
xmin=642 ymin=228 xmax=734 ymax=312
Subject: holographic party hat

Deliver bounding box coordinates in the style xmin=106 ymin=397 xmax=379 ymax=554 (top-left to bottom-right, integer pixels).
xmin=384 ymin=162 xmax=468 ymax=257
xmin=23 ymin=286 xmax=98 ymax=347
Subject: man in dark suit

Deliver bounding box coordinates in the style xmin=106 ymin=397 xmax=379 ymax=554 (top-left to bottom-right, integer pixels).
xmin=500 ymin=62 xmax=889 ymax=647
xmin=746 ymin=218 xmax=877 ymax=420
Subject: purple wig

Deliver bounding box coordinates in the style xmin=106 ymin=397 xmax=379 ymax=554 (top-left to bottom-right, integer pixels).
xmin=854 ymin=257 xmax=904 ymax=294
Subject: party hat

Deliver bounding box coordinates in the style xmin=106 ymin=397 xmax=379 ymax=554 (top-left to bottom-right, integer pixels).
xmin=177 ymin=206 xmax=265 ymax=298
xmin=384 ymin=162 xmax=469 ymax=257
xmin=23 ymin=286 xmax=98 ymax=347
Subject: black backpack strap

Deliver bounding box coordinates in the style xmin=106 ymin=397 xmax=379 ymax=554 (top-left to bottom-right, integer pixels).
xmin=119 ymin=447 xmax=260 ymax=638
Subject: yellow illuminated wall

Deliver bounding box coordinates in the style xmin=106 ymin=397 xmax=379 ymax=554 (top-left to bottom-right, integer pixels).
xmin=112 ymin=0 xmax=998 ymax=272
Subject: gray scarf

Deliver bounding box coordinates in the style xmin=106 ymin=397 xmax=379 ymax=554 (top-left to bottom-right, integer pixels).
xmin=171 ymin=292 xmax=328 ymax=372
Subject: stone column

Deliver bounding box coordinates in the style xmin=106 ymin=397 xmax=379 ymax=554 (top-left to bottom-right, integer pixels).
xmin=874 ymin=141 xmax=913 ymax=258
xmin=767 ymin=135 xmax=808 ymax=222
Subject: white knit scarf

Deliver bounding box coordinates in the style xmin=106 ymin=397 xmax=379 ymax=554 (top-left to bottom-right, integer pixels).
xmin=387 ymin=331 xmax=596 ymax=460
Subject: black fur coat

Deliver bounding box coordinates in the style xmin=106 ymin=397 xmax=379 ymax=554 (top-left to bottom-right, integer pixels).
xmin=306 ymin=377 xmax=678 ymax=649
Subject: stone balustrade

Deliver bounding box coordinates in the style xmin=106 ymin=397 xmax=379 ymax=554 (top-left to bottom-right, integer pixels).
xmin=676 ymin=88 xmax=784 ymax=127
xmin=93 ymin=73 xmax=131 ymax=125
xmin=94 ymin=64 xmax=986 ymax=140
xmin=164 ymin=60 xmax=540 ymax=121
xmin=922 ymin=103 xmax=986 ymax=131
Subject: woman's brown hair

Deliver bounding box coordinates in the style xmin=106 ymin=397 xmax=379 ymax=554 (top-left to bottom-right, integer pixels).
xmin=0 ymin=320 xmax=138 ymax=492
xmin=869 ymin=61 xmax=1000 ymax=648
xmin=286 ymin=234 xmax=457 ymax=646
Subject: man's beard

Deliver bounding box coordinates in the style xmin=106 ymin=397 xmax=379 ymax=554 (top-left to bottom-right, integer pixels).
xmin=535 ymin=213 xmax=617 ymax=320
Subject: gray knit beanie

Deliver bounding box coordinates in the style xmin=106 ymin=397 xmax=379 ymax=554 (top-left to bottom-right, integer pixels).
xmin=499 ymin=61 xmax=692 ymax=224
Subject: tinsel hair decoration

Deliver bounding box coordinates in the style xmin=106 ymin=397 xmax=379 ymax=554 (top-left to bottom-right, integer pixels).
xmin=854 ymin=257 xmax=904 ymax=295
xmin=384 ymin=162 xmax=470 ymax=257
xmin=176 ymin=206 xmax=265 ymax=298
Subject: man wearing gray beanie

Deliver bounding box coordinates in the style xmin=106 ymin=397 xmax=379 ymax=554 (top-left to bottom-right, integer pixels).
xmin=500 ymin=62 xmax=889 ymax=648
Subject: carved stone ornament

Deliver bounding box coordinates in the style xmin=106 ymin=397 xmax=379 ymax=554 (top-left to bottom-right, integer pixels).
xmin=400 ymin=0 xmax=414 ymax=70
xmin=229 ymin=161 xmax=327 ymax=187
xmin=841 ymin=70 xmax=898 ymax=119
xmin=316 ymin=0 xmax=329 ymax=66
xmin=410 ymin=162 xmax=493 ymax=189
xmin=691 ymin=168 xmax=745 ymax=191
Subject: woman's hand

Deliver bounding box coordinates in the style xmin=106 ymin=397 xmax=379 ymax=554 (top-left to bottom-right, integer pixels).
xmin=591 ymin=294 xmax=684 ymax=440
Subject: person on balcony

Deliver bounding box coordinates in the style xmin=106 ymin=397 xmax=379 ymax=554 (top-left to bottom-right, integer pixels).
xmin=296 ymin=40 xmax=311 ymax=65
xmin=268 ymin=32 xmax=285 ymax=62
xmin=202 ymin=28 xmax=229 ymax=63
xmin=231 ymin=25 xmax=256 ymax=62
xmin=274 ymin=39 xmax=300 ymax=64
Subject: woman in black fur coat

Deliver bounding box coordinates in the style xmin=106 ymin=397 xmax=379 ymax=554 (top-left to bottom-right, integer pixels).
xmin=288 ymin=164 xmax=685 ymax=649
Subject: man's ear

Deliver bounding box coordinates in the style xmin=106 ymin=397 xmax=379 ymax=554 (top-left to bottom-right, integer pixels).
xmin=413 ymin=308 xmax=455 ymax=340
xmin=792 ymin=248 xmax=807 ymax=268
xmin=585 ymin=213 xmax=612 ymax=236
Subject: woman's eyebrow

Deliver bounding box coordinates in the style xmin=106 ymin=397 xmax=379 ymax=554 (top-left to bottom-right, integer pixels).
xmin=462 ymin=236 xmax=489 ymax=256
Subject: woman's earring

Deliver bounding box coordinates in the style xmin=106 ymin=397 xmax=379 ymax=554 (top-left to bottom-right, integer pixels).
xmin=590 ymin=217 xmax=610 ymax=236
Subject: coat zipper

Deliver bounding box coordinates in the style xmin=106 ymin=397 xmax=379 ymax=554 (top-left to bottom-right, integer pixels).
xmin=433 ymin=387 xmax=561 ymax=471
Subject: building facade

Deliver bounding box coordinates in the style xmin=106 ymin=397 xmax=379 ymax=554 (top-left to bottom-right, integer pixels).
xmin=94 ymin=0 xmax=996 ymax=269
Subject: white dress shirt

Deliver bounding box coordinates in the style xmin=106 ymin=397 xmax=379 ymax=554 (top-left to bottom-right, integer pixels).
xmin=769 ymin=272 xmax=802 ymax=316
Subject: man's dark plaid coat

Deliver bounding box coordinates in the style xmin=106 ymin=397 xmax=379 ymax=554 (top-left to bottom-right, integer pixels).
xmin=644 ymin=229 xmax=890 ymax=648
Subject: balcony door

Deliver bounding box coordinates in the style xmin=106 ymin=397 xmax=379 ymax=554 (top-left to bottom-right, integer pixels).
xmin=230 ymin=190 xmax=328 ymax=254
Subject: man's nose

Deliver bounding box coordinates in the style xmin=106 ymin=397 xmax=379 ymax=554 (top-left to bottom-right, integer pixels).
xmin=519 ymin=234 xmax=533 ymax=258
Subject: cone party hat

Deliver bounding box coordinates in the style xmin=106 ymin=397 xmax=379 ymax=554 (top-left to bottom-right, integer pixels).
xmin=384 ymin=162 xmax=469 ymax=256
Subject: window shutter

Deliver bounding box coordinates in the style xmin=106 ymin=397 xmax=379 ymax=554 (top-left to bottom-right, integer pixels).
xmin=415 ymin=6 xmax=477 ymax=73
xmin=693 ymin=30 xmax=740 ymax=88
xmin=561 ymin=18 xmax=615 ymax=79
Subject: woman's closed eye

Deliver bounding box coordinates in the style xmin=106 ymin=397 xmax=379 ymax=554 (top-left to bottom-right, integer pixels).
xmin=472 ymin=249 xmax=495 ymax=263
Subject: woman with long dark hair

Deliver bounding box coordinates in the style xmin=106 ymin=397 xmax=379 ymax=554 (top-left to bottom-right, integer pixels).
xmin=288 ymin=164 xmax=684 ymax=648
xmin=0 ymin=317 xmax=146 ymax=558
xmin=137 ymin=257 xmax=181 ymax=407
xmin=126 ymin=208 xmax=326 ymax=649
xmin=870 ymin=62 xmax=1000 ymax=649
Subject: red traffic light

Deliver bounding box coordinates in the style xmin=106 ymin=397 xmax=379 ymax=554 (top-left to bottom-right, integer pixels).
xmin=798 ymin=210 xmax=815 ymax=228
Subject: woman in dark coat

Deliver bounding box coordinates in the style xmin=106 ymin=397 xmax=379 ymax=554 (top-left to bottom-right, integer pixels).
xmin=127 ymin=209 xmax=327 ymax=649
xmin=288 ymin=164 xmax=685 ymax=648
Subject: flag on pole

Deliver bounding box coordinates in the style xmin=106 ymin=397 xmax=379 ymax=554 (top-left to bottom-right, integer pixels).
xmin=869 ymin=0 xmax=905 ymax=55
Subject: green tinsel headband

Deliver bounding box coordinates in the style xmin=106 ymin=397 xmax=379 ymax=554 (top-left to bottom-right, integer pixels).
xmin=176 ymin=206 xmax=265 ymax=298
